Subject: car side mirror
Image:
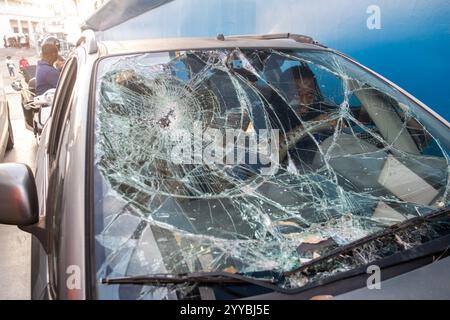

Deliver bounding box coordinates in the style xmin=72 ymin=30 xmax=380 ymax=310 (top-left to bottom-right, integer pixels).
xmin=34 ymin=88 xmax=56 ymax=128
xmin=0 ymin=163 xmax=38 ymax=226
xmin=35 ymin=88 xmax=55 ymax=106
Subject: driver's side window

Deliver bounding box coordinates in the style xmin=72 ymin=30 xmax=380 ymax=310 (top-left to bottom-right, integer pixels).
xmin=45 ymin=57 xmax=78 ymax=295
xmin=48 ymin=57 xmax=77 ymax=159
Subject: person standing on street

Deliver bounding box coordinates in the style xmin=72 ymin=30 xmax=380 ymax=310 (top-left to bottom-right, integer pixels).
xmin=25 ymin=34 xmax=30 ymax=48
xmin=19 ymin=56 xmax=29 ymax=72
xmin=35 ymin=43 xmax=60 ymax=96
xmin=5 ymin=56 xmax=16 ymax=77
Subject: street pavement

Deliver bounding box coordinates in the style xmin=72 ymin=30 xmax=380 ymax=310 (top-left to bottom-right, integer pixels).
xmin=1 ymin=47 xmax=39 ymax=300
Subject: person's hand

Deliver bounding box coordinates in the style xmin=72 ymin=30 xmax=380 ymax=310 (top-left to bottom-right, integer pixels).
xmin=54 ymin=60 xmax=65 ymax=71
xmin=314 ymin=113 xmax=339 ymax=127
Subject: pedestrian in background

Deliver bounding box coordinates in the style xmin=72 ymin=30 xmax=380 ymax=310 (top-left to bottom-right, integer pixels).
xmin=6 ymin=56 xmax=16 ymax=77
xmin=25 ymin=34 xmax=30 ymax=48
xmin=19 ymin=57 xmax=30 ymax=72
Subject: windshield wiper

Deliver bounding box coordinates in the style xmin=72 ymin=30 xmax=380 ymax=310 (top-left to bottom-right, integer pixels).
xmin=284 ymin=206 xmax=450 ymax=276
xmin=101 ymin=207 xmax=450 ymax=295
xmin=101 ymin=271 xmax=293 ymax=293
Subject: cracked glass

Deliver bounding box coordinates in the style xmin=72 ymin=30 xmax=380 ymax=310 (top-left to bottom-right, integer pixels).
xmin=93 ymin=47 xmax=450 ymax=299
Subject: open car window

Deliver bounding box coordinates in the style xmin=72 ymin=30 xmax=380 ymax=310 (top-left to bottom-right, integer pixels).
xmin=93 ymin=48 xmax=450 ymax=299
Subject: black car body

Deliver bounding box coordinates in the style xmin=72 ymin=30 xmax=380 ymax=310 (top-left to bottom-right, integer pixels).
xmin=0 ymin=32 xmax=449 ymax=300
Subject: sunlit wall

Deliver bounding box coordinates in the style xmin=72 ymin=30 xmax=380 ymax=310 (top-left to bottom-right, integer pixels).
xmin=96 ymin=0 xmax=450 ymax=120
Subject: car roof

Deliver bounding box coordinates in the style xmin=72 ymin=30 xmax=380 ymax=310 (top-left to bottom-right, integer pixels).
xmin=97 ymin=35 xmax=330 ymax=56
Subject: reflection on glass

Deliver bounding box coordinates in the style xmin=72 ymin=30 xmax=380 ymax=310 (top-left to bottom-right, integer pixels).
xmin=93 ymin=48 xmax=450 ymax=298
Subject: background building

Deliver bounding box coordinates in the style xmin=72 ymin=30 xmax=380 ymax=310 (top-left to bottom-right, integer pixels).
xmin=43 ymin=0 xmax=81 ymax=44
xmin=0 ymin=0 xmax=85 ymax=48
xmin=0 ymin=0 xmax=51 ymax=47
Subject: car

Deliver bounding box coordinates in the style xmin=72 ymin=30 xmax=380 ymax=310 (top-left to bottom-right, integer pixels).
xmin=0 ymin=31 xmax=449 ymax=300
xmin=0 ymin=76 xmax=14 ymax=160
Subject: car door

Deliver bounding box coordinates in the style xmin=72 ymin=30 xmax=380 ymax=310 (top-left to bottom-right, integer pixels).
xmin=31 ymin=57 xmax=78 ymax=299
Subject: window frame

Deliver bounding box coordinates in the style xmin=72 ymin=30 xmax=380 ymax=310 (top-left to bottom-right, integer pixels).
xmin=45 ymin=56 xmax=79 ymax=296
xmin=47 ymin=57 xmax=78 ymax=161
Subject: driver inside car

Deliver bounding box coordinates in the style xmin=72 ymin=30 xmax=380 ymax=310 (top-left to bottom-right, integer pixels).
xmin=278 ymin=65 xmax=339 ymax=171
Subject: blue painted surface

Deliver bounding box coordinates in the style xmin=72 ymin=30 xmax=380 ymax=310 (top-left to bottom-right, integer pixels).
xmin=97 ymin=0 xmax=450 ymax=120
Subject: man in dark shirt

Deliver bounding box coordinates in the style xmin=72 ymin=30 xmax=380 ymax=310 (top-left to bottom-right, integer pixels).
xmin=276 ymin=65 xmax=337 ymax=168
xmin=35 ymin=43 xmax=60 ymax=96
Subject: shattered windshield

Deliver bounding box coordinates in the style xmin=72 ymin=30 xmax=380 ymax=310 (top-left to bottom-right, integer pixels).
xmin=93 ymin=48 xmax=450 ymax=299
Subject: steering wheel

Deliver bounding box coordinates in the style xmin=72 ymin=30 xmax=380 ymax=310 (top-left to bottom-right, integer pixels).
xmin=279 ymin=119 xmax=338 ymax=165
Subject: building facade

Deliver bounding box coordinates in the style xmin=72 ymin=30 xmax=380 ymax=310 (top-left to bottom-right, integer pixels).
xmin=0 ymin=0 xmax=53 ymax=47
xmin=0 ymin=0 xmax=83 ymax=48
xmin=75 ymin=0 xmax=109 ymax=21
